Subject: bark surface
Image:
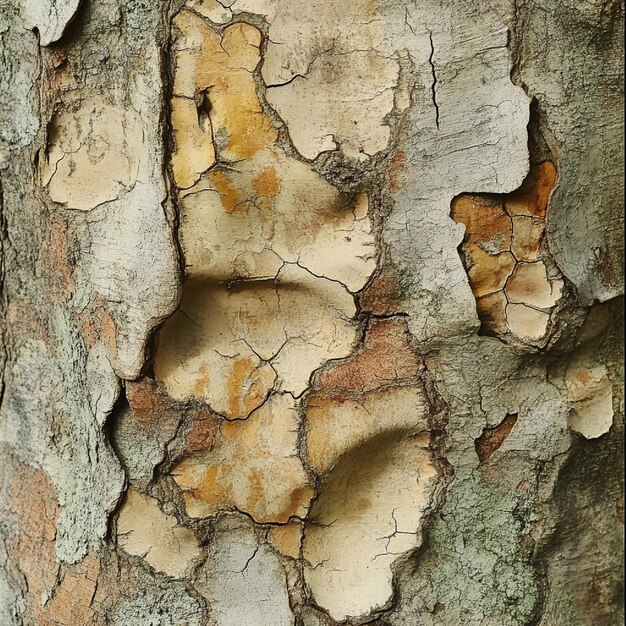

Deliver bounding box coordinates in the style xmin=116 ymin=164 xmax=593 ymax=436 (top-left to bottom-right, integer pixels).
xmin=0 ymin=0 xmax=623 ymax=624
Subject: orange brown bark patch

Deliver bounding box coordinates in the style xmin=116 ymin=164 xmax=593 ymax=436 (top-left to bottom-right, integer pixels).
xmin=465 ymin=249 xmax=516 ymax=298
xmin=8 ymin=463 xmax=60 ymax=618
xmin=268 ymin=523 xmax=303 ymax=559
xmin=171 ymin=12 xmax=277 ymax=165
xmin=210 ymin=169 xmax=244 ymax=213
xmin=475 ymin=413 xmax=518 ymax=463
xmin=317 ymin=318 xmax=420 ymax=394
xmin=359 ymin=264 xmax=406 ymax=316
xmin=252 ymin=167 xmax=281 ymax=197
xmin=44 ymin=213 xmax=76 ymax=301
xmin=451 ymin=195 xmax=512 ymax=254
xmin=75 ymin=297 xmax=118 ymax=359
xmin=43 ymin=556 xmax=101 ymax=626
xmin=451 ymin=162 xmax=562 ymax=342
xmin=184 ymin=408 xmax=221 ymax=453
xmin=476 ymin=291 xmax=508 ymax=336
xmin=226 ymin=357 xmax=274 ymax=419
xmin=126 ymin=377 xmax=178 ymax=424
xmin=389 ymin=149 xmax=406 ymax=190
xmin=124 ymin=377 xmax=183 ymax=446
xmin=504 ymin=161 xmax=556 ymax=218
xmin=6 ymin=462 xmax=99 ymax=626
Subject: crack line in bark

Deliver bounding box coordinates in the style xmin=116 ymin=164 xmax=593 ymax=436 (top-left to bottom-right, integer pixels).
xmin=427 ymin=30 xmax=440 ymax=130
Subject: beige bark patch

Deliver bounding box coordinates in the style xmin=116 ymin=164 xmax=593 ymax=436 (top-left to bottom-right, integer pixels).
xmin=171 ymin=12 xmax=276 ymax=169
xmin=505 ymin=261 xmax=563 ymax=309
xmin=511 ymin=216 xmax=545 ymax=262
xmin=266 ymin=50 xmax=399 ymax=159
xmin=171 ymin=394 xmax=313 ymax=523
xmin=268 ymin=522 xmax=304 ymax=559
xmin=230 ymin=0 xmax=404 ymax=159
xmin=306 ymin=386 xmax=429 ymax=474
xmin=179 ymin=148 xmax=375 ymax=291
xmin=303 ymin=376 xmax=437 ymax=621
xmin=506 ymin=303 xmax=550 ymax=340
xmin=171 ymin=96 xmax=216 ymax=190
xmin=116 ymin=488 xmax=201 ymax=578
xmin=566 ymin=358 xmax=614 ymax=439
xmin=155 ymin=265 xmax=359 ymax=416
xmin=303 ymin=431 xmax=438 ymax=621
xmin=42 ymin=97 xmax=142 ymax=210
xmin=160 ymin=10 xmax=376 ymax=419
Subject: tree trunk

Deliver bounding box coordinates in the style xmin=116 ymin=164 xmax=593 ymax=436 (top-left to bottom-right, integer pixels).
xmin=1 ymin=1 xmax=623 ymax=624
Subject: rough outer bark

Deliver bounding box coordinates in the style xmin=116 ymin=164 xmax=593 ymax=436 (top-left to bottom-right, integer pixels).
xmin=0 ymin=0 xmax=623 ymax=625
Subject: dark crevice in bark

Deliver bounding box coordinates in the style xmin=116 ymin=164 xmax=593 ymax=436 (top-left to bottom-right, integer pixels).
xmin=427 ymin=30 xmax=440 ymax=130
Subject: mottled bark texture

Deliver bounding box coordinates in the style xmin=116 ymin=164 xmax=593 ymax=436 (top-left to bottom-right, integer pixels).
xmin=0 ymin=0 xmax=623 ymax=624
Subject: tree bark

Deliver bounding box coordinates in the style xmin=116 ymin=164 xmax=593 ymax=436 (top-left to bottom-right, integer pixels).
xmin=0 ymin=1 xmax=623 ymax=625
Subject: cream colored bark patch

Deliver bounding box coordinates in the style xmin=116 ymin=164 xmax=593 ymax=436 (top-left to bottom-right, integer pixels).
xmin=116 ymin=488 xmax=201 ymax=578
xmin=506 ymin=303 xmax=550 ymax=340
xmin=566 ymin=358 xmax=614 ymax=439
xmin=304 ymin=432 xmax=438 ymax=621
xmin=230 ymin=0 xmax=404 ymax=159
xmin=155 ymin=265 xmax=358 ymax=416
xmin=505 ymin=261 xmax=562 ymax=309
xmin=159 ymin=12 xmax=375 ymax=417
xmin=170 ymin=10 xmax=376 ymax=289
xmin=42 ymin=97 xmax=142 ymax=211
xmin=266 ymin=50 xmax=399 ymax=159
xmin=306 ymin=386 xmax=429 ymax=474
xmin=303 ymin=385 xmax=437 ymax=621
xmin=179 ymin=148 xmax=375 ymax=291
xmin=171 ymin=394 xmax=313 ymax=523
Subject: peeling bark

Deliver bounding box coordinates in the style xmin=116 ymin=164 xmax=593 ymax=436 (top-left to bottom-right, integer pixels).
xmin=1 ymin=0 xmax=623 ymax=625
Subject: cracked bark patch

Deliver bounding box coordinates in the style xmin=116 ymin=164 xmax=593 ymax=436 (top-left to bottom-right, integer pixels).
xmin=171 ymin=393 xmax=313 ymax=523
xmin=41 ymin=97 xmax=142 ymax=211
xmin=303 ymin=430 xmax=438 ymax=621
xmin=2 ymin=0 xmax=621 ymax=623
xmin=451 ymin=162 xmax=564 ymax=344
xmin=116 ymin=487 xmax=202 ymax=578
